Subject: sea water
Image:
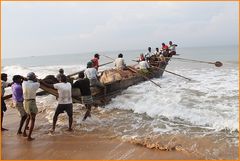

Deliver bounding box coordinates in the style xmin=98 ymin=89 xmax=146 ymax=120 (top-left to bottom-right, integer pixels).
xmin=2 ymin=45 xmax=239 ymax=159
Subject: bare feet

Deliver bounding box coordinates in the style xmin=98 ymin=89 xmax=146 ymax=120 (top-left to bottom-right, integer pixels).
xmin=66 ymin=128 xmax=73 ymax=132
xmin=27 ymin=137 xmax=35 ymax=141
xmin=17 ymin=131 xmax=22 ymax=135
xmin=1 ymin=128 xmax=8 ymax=131
xmin=49 ymin=129 xmax=55 ymax=134
xmin=82 ymin=111 xmax=91 ymax=121
xmin=23 ymin=132 xmax=28 ymax=137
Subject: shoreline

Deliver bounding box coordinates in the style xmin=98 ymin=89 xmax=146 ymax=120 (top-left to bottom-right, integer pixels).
xmin=1 ymin=106 xmax=196 ymax=160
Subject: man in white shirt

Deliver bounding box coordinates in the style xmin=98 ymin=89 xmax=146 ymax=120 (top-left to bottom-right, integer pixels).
xmin=41 ymin=75 xmax=73 ymax=133
xmin=1 ymin=73 xmax=12 ymax=131
xmin=56 ymin=68 xmax=65 ymax=82
xmin=154 ymin=48 xmax=161 ymax=56
xmin=145 ymin=47 xmax=153 ymax=61
xmin=138 ymin=58 xmax=150 ymax=70
xmin=114 ymin=53 xmax=127 ymax=70
xmin=169 ymin=41 xmax=178 ymax=56
xmin=84 ymin=61 xmax=106 ymax=95
xmin=22 ymin=72 xmax=40 ymax=141
xmin=84 ymin=62 xmax=98 ymax=81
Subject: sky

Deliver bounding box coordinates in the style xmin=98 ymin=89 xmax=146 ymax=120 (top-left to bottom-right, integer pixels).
xmin=2 ymin=2 xmax=239 ymax=59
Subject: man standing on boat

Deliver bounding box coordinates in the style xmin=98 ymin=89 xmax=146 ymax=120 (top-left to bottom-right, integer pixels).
xmin=91 ymin=53 xmax=100 ymax=71
xmin=84 ymin=61 xmax=106 ymax=95
xmin=11 ymin=75 xmax=28 ymax=135
xmin=73 ymin=72 xmax=93 ymax=121
xmin=22 ymin=72 xmax=40 ymax=141
xmin=41 ymin=75 xmax=73 ymax=133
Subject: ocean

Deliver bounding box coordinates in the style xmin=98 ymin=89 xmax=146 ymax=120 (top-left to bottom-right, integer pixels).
xmin=2 ymin=45 xmax=239 ymax=159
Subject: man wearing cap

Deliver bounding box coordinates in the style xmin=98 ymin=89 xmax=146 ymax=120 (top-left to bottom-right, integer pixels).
xmin=56 ymin=68 xmax=65 ymax=82
xmin=22 ymin=72 xmax=40 ymax=141
xmin=91 ymin=53 xmax=100 ymax=71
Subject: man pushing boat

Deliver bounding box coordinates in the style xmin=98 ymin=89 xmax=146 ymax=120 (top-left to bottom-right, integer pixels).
xmin=41 ymin=75 xmax=73 ymax=133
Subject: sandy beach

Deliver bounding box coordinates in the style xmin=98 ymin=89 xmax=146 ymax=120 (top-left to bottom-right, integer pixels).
xmin=1 ymin=101 xmax=197 ymax=160
xmin=1 ymin=61 xmax=238 ymax=160
xmin=2 ymin=1 xmax=238 ymax=160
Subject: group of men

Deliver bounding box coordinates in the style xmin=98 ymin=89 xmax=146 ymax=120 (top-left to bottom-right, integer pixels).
xmin=1 ymin=72 xmax=40 ymax=141
xmin=145 ymin=41 xmax=177 ymax=60
xmin=0 ymin=53 xmax=107 ymax=141
xmin=137 ymin=41 xmax=178 ymax=71
xmin=1 ymin=41 xmax=177 ymax=141
xmin=1 ymin=71 xmax=96 ymax=141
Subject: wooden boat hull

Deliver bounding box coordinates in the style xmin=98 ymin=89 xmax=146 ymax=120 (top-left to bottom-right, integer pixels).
xmin=39 ymin=59 xmax=168 ymax=105
xmin=92 ymin=64 xmax=166 ymax=104
xmin=3 ymin=56 xmax=168 ymax=105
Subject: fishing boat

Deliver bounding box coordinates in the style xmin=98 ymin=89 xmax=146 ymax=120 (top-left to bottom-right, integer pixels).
xmin=3 ymin=55 xmax=221 ymax=104
xmin=40 ymin=55 xmax=169 ymax=105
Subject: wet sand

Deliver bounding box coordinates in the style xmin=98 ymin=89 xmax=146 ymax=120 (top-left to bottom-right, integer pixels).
xmin=1 ymin=106 xmax=196 ymax=160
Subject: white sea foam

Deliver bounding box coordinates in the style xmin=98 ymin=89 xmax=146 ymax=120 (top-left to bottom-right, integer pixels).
xmin=2 ymin=64 xmax=86 ymax=79
xmin=2 ymin=63 xmax=238 ymax=132
xmin=106 ymin=65 xmax=238 ymax=132
xmin=2 ymin=48 xmax=238 ymax=159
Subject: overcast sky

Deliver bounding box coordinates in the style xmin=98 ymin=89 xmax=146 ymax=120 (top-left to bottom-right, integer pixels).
xmin=2 ymin=2 xmax=238 ymax=58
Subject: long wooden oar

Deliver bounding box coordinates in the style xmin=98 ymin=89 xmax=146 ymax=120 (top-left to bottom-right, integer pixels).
xmin=3 ymin=90 xmax=48 ymax=100
xmin=153 ymin=66 xmax=191 ymax=81
xmin=39 ymin=80 xmax=81 ymax=103
xmin=102 ymin=55 xmax=161 ymax=88
xmin=3 ymin=76 xmax=55 ymax=100
xmin=132 ymin=60 xmax=191 ymax=81
xmin=127 ymin=66 xmax=161 ymax=88
xmin=169 ymin=57 xmax=223 ymax=67
xmin=67 ymin=61 xmax=114 ymax=77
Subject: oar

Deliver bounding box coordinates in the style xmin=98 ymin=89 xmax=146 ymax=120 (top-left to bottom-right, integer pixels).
xmin=67 ymin=61 xmax=114 ymax=77
xmin=102 ymin=55 xmax=161 ymax=88
xmin=3 ymin=76 xmax=50 ymax=100
xmin=127 ymin=66 xmax=161 ymax=88
xmin=169 ymin=57 xmax=223 ymax=67
xmin=3 ymin=90 xmax=49 ymax=100
xmin=101 ymin=55 xmax=115 ymax=61
xmin=132 ymin=60 xmax=192 ymax=81
xmin=152 ymin=66 xmax=191 ymax=81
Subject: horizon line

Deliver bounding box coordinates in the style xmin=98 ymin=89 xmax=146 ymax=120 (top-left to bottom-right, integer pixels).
xmin=2 ymin=44 xmax=238 ymax=59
